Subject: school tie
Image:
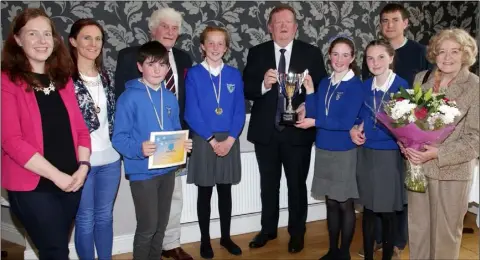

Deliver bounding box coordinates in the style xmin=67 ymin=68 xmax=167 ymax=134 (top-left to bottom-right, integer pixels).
xmin=165 ymin=52 xmax=176 ymax=95
xmin=275 ymin=49 xmax=286 ymax=131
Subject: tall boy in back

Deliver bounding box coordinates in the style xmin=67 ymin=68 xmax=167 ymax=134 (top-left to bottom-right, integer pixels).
xmin=112 ymin=41 xmax=192 ymax=260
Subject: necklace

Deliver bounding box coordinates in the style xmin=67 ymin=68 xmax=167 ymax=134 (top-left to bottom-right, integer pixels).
xmin=141 ymin=79 xmax=164 ymax=130
xmin=33 ymin=81 xmax=55 ymax=95
xmin=372 ymin=70 xmax=393 ymax=128
xmin=324 ymin=71 xmax=349 ymax=116
xmin=206 ymin=61 xmax=223 ymax=115
xmin=80 ymin=73 xmax=102 ymax=114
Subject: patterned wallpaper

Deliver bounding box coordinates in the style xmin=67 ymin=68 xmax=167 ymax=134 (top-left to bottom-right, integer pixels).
xmin=2 ymin=1 xmax=478 ymax=74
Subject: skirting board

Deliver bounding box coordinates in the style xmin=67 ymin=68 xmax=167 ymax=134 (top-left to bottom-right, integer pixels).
xmin=1 ymin=222 xmax=25 ymax=246
xmin=24 ymin=202 xmax=326 ymax=259
xmin=468 ymin=204 xmax=479 ymax=214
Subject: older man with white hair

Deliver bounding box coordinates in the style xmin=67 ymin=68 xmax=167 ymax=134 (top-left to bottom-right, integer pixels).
xmin=115 ymin=7 xmax=193 ymax=260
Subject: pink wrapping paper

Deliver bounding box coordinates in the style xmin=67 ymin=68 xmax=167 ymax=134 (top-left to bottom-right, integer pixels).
xmin=376 ymin=112 xmax=455 ymax=150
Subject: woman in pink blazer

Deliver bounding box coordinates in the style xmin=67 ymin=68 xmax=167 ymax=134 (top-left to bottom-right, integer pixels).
xmin=1 ymin=8 xmax=91 ymax=260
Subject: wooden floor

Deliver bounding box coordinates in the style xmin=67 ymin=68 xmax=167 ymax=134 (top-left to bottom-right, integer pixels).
xmin=2 ymin=213 xmax=478 ymax=259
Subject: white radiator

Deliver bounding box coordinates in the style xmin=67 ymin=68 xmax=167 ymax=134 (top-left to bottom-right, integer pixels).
xmin=180 ymin=147 xmax=319 ymax=223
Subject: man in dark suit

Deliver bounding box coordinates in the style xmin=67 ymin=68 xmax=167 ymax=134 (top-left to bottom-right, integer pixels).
xmin=114 ymin=7 xmax=193 ymax=260
xmin=243 ymin=4 xmax=327 ymax=253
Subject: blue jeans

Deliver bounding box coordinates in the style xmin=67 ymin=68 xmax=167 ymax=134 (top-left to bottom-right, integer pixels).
xmin=75 ymin=160 xmax=121 ymax=260
xmin=375 ymin=205 xmax=408 ymax=249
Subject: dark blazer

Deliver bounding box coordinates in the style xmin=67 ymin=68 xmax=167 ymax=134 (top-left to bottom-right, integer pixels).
xmin=114 ymin=45 xmax=192 ymax=129
xmin=243 ymin=40 xmax=327 ymax=145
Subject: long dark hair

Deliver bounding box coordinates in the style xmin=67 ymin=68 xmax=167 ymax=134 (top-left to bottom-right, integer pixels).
xmin=1 ymin=8 xmax=74 ymax=90
xmin=68 ymin=18 xmax=106 ymax=81
xmin=328 ymin=37 xmax=360 ymax=75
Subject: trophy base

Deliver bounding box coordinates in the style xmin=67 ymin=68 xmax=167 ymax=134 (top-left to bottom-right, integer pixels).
xmin=280 ymin=112 xmax=298 ymax=125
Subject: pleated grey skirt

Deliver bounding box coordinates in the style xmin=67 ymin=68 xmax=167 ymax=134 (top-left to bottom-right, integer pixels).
xmin=356 ymin=147 xmax=406 ymax=213
xmin=311 ymin=148 xmax=359 ymax=202
xmin=187 ymin=132 xmax=241 ymax=187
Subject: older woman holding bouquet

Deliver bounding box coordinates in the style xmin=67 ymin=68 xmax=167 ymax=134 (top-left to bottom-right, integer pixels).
xmin=405 ymin=28 xmax=479 ymax=260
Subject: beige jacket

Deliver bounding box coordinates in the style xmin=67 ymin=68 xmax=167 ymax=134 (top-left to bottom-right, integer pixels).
xmin=414 ymin=68 xmax=479 ymax=180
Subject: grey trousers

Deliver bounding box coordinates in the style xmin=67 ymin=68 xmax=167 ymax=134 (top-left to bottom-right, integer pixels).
xmin=163 ymin=176 xmax=183 ymax=250
xmin=130 ymin=171 xmax=175 ymax=260
xmin=408 ymin=178 xmax=472 ymax=260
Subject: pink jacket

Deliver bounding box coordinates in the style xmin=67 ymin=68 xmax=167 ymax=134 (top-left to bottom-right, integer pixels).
xmin=1 ymin=72 xmax=91 ymax=191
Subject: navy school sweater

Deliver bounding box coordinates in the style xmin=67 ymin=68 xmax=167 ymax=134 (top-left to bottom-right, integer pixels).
xmin=305 ymin=72 xmax=364 ymax=151
xmin=357 ymin=75 xmax=410 ymax=150
xmin=184 ymin=64 xmax=246 ymax=140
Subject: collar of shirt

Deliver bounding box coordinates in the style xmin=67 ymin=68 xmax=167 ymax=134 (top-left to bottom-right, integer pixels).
xmin=201 ymin=60 xmax=224 ymax=76
xmin=395 ymin=37 xmax=408 ymax=50
xmin=372 ymin=70 xmax=397 ymax=92
xmin=329 ymin=69 xmax=355 ymax=85
xmin=274 ymin=40 xmax=293 ymax=72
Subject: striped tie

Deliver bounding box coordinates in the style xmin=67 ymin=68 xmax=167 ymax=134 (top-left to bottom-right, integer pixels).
xmin=165 ymin=57 xmax=176 ymax=95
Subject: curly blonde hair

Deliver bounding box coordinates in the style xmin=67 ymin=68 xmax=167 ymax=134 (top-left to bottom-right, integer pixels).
xmin=426 ymin=28 xmax=478 ymax=68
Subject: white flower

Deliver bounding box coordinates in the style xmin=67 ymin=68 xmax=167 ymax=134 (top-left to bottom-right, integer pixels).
xmin=390 ymin=99 xmax=417 ymax=120
xmin=439 ymin=105 xmax=461 ymax=124
xmin=406 ymin=89 xmax=415 ymax=94
xmin=427 ymin=113 xmax=442 ymax=129
xmin=408 ymin=114 xmax=416 ymax=123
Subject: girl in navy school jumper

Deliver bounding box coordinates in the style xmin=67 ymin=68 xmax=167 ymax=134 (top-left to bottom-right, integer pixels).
xmin=350 ymin=39 xmax=410 ymax=260
xmin=184 ymin=26 xmax=245 ymax=259
xmin=297 ymin=37 xmax=364 ymax=260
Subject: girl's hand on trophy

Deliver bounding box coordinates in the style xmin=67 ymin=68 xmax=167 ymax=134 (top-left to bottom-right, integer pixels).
xmin=263 ymin=69 xmax=278 ymax=89
xmin=296 ymin=103 xmax=306 ymax=121
xmin=295 ymin=118 xmax=315 ymax=129
xmin=303 ymin=74 xmax=314 ymax=94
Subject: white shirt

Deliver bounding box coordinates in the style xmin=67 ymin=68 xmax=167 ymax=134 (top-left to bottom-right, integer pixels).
xmin=81 ymin=73 xmax=120 ymax=166
xmin=372 ymin=70 xmax=397 ymax=92
xmin=201 ymin=61 xmax=224 ymax=76
xmin=395 ymin=37 xmax=408 ymax=50
xmin=168 ymin=50 xmax=179 ymax=100
xmin=261 ymin=40 xmax=294 ymax=95
xmin=329 ymin=69 xmax=355 ymax=85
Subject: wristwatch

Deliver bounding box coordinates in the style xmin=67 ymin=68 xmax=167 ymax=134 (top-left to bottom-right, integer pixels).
xmin=78 ymin=161 xmax=91 ymax=173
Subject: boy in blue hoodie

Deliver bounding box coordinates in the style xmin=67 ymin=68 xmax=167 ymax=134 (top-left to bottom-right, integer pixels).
xmin=112 ymin=41 xmax=192 ymax=260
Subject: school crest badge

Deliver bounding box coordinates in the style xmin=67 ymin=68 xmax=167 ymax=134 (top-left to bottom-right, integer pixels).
xmin=336 ymin=92 xmax=344 ymax=100
xmin=166 ymin=106 xmax=172 ymax=117
xmin=227 ymin=83 xmax=235 ymax=93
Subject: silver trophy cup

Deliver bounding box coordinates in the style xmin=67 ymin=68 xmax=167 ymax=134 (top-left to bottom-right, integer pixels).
xmin=277 ymin=71 xmax=307 ymax=125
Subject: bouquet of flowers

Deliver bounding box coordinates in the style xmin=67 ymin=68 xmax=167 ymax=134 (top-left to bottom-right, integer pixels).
xmin=375 ymin=83 xmax=461 ymax=192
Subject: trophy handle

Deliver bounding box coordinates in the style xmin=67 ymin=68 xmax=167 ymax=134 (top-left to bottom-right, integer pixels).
xmin=299 ymin=69 xmax=309 ymax=95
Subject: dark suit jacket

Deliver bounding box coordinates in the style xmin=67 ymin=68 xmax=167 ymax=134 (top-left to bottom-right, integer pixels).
xmin=114 ymin=45 xmax=192 ymax=129
xmin=243 ymin=40 xmax=327 ymax=146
